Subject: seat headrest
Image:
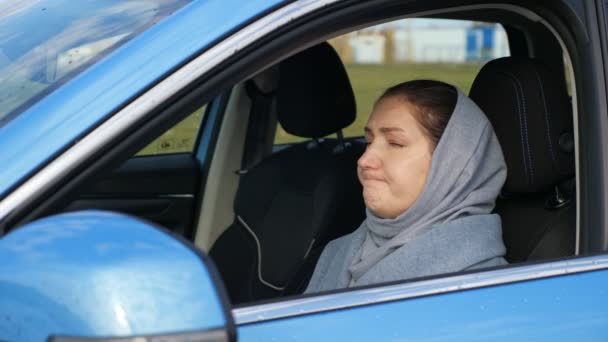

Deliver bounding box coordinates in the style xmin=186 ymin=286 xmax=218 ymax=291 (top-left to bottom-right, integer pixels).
xmin=277 ymin=42 xmax=356 ymax=138
xmin=470 ymin=57 xmax=574 ymax=193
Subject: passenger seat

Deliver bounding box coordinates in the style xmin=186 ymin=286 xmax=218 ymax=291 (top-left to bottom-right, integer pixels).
xmin=469 ymin=57 xmax=576 ymax=263
xmin=209 ymin=43 xmax=366 ymax=303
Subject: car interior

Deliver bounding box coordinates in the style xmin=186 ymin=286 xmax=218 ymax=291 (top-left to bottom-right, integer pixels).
xmin=209 ymin=42 xmax=366 ymax=303
xmin=31 ymin=5 xmax=578 ymax=306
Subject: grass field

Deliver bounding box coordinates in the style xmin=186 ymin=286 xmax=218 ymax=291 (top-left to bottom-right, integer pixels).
xmin=140 ymin=63 xmax=484 ymax=154
xmin=137 ymin=106 xmax=205 ymax=155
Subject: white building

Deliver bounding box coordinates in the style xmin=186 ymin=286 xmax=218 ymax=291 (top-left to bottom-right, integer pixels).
xmin=349 ymin=35 xmax=386 ymax=64
xmin=394 ymin=27 xmax=468 ymax=63
xmin=346 ymin=24 xmax=509 ymax=64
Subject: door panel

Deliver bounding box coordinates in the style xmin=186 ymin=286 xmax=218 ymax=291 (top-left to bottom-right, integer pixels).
xmin=238 ymin=269 xmax=608 ymax=341
xmin=62 ymin=100 xmax=213 ymax=238
xmin=64 ymin=153 xmax=200 ymax=237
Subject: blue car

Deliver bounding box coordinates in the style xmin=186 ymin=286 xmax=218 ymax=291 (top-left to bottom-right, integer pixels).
xmin=1 ymin=0 xmax=608 ymax=340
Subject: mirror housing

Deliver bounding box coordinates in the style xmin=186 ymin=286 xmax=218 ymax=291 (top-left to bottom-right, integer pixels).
xmin=0 ymin=211 xmax=234 ymax=341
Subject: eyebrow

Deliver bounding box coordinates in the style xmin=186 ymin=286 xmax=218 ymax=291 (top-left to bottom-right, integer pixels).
xmin=364 ymin=126 xmax=406 ymax=134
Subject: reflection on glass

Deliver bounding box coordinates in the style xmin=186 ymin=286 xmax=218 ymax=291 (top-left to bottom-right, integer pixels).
xmin=0 ymin=0 xmax=192 ymax=123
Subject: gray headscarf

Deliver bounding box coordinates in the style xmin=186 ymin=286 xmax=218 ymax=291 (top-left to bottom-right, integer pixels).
xmin=305 ymin=89 xmax=508 ymax=293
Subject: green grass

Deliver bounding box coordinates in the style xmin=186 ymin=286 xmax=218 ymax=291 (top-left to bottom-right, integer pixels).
xmin=137 ymin=106 xmax=205 ymax=156
xmin=276 ymin=63 xmax=484 ymax=144
xmin=139 ymin=63 xmax=484 ymax=154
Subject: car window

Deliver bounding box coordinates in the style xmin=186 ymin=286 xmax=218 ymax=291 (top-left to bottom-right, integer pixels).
xmin=137 ymin=104 xmax=206 ymax=156
xmin=0 ymin=0 xmax=193 ymax=124
xmin=274 ymin=19 xmax=509 ymax=145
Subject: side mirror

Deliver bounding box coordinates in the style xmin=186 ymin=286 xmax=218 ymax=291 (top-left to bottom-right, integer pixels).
xmin=0 ymin=211 xmax=235 ymax=342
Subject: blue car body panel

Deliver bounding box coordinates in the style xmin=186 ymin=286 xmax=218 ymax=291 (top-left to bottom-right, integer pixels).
xmin=0 ymin=211 xmax=227 ymax=341
xmin=0 ymin=0 xmax=287 ymax=197
xmin=238 ymin=270 xmax=608 ymax=341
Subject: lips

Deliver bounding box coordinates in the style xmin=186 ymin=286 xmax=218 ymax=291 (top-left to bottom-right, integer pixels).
xmin=360 ymin=173 xmax=385 ymax=182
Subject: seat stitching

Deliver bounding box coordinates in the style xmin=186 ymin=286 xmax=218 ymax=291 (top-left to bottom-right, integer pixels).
xmin=501 ymin=70 xmax=534 ymax=184
xmin=532 ymin=68 xmax=557 ymax=164
xmin=237 ymin=215 xmax=286 ymax=291
xmin=497 ymin=71 xmax=530 ymax=183
xmin=512 ymin=73 xmax=534 ymax=183
xmin=513 ymin=75 xmax=534 ymax=183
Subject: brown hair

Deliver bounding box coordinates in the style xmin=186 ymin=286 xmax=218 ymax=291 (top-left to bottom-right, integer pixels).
xmin=377 ymin=80 xmax=457 ymax=149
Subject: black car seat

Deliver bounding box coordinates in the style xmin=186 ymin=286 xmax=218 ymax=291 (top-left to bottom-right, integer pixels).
xmin=209 ymin=43 xmax=366 ymax=304
xmin=469 ymin=57 xmax=576 ymax=263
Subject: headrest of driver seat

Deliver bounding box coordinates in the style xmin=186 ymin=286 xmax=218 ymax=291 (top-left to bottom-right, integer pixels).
xmin=277 ymin=42 xmax=356 ymax=138
xmin=469 ymin=57 xmax=574 ymax=193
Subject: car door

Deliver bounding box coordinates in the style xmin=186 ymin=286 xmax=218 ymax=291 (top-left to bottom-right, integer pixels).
xmin=64 ymin=152 xmax=201 ymax=238
xmin=235 ymin=258 xmax=608 ymax=340
xmin=3 ymin=0 xmax=608 ymax=340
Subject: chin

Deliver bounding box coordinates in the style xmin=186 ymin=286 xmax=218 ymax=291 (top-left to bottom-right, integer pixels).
xmin=364 ymin=200 xmax=387 ymax=219
xmin=366 ymin=200 xmax=407 ymax=219
xmin=369 ymin=208 xmax=396 ymax=219
xmin=363 ymin=190 xmax=391 ymax=218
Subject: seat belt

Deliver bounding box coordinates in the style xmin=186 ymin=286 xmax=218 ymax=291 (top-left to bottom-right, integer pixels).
xmin=238 ymin=80 xmax=275 ymax=173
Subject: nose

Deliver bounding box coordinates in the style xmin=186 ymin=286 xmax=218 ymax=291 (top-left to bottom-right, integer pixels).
xmin=358 ymin=144 xmax=380 ymax=170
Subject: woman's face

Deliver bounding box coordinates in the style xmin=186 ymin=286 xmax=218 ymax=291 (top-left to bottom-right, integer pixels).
xmin=358 ymin=96 xmax=433 ymax=219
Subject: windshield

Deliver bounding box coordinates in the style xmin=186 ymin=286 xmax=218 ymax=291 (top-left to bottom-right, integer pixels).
xmin=0 ymin=0 xmax=192 ymax=124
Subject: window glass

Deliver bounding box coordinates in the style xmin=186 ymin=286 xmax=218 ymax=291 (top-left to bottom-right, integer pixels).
xmin=137 ymin=105 xmax=205 ymax=156
xmin=274 ymin=19 xmax=509 ymax=144
xmin=0 ymin=0 xmax=193 ymax=124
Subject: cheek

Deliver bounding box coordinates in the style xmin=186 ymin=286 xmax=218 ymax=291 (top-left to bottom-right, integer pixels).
xmin=391 ymin=154 xmax=432 ymax=198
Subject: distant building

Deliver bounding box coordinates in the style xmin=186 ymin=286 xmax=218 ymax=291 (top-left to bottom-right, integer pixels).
xmin=349 ymin=35 xmax=386 ymax=64
xmin=340 ymin=24 xmax=509 ymax=64
xmin=394 ymin=27 xmax=467 ymax=63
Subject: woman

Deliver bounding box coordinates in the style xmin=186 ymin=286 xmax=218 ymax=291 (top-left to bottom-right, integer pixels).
xmin=305 ymin=80 xmax=508 ymax=293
